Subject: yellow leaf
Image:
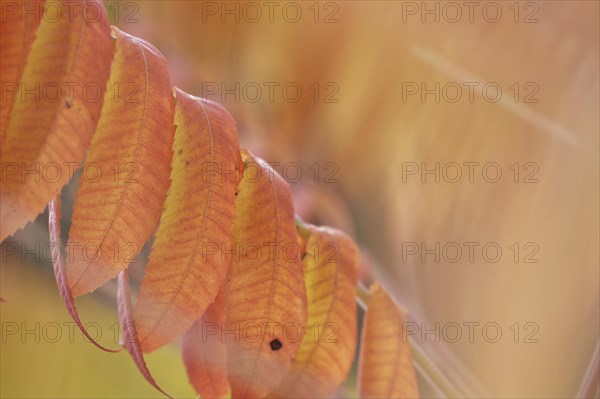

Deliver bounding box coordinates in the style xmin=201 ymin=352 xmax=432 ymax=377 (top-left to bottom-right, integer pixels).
xmin=226 ymin=150 xmax=307 ymax=399
xmin=134 ymin=89 xmax=241 ymax=352
xmin=182 ymin=285 xmax=230 ymax=399
xmin=273 ymin=224 xmax=360 ymax=398
xmin=66 ymin=26 xmax=174 ymax=296
xmin=0 ymin=0 xmax=113 ymax=240
xmin=358 ymin=283 xmax=420 ymax=399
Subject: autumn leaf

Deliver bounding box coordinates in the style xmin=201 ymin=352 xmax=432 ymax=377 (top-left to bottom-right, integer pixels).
xmin=66 ymin=26 xmax=174 ymax=296
xmin=358 ymin=283 xmax=420 ymax=399
xmin=117 ymin=270 xmax=172 ymax=398
xmin=134 ymin=89 xmax=242 ymax=352
xmin=1 ymin=0 xmax=113 ymax=241
xmin=225 ymin=150 xmax=308 ymax=399
xmin=0 ymin=0 xmax=44 ymax=145
xmin=273 ymin=224 xmax=360 ymax=398
xmin=182 ymin=285 xmax=230 ymax=399
xmin=48 ymin=197 xmax=120 ymax=353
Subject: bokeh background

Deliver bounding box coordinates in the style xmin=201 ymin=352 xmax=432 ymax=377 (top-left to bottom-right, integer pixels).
xmin=1 ymin=1 xmax=598 ymax=398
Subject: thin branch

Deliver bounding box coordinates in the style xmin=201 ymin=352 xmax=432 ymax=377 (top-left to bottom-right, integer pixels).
xmin=577 ymin=341 xmax=599 ymax=399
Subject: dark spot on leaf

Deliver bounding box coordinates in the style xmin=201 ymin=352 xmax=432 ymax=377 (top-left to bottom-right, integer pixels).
xmin=269 ymin=339 xmax=282 ymax=351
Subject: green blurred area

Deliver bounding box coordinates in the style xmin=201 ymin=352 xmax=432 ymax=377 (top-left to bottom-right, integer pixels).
xmin=1 ymin=256 xmax=195 ymax=398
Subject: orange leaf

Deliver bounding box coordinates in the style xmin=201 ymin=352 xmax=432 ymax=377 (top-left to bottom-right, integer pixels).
xmin=66 ymin=26 xmax=174 ymax=296
xmin=182 ymin=285 xmax=230 ymax=399
xmin=358 ymin=283 xmax=420 ymax=399
xmin=0 ymin=0 xmax=44 ymax=145
xmin=273 ymin=225 xmax=360 ymax=398
xmin=48 ymin=197 xmax=121 ymax=353
xmin=117 ymin=270 xmax=172 ymax=398
xmin=134 ymin=89 xmax=241 ymax=352
xmin=1 ymin=0 xmax=113 ymax=241
xmin=226 ymin=150 xmax=308 ymax=399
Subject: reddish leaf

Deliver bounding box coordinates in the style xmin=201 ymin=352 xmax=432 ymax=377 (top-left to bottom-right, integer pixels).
xmin=48 ymin=198 xmax=120 ymax=353
xmin=358 ymin=283 xmax=420 ymax=399
xmin=134 ymin=89 xmax=241 ymax=352
xmin=0 ymin=0 xmax=45 ymax=146
xmin=273 ymin=225 xmax=360 ymax=398
xmin=66 ymin=26 xmax=175 ymax=296
xmin=226 ymin=150 xmax=308 ymax=399
xmin=117 ymin=270 xmax=172 ymax=398
xmin=182 ymin=285 xmax=229 ymax=399
xmin=1 ymin=0 xmax=113 ymax=241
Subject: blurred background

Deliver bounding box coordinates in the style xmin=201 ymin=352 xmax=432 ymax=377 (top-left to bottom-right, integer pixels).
xmin=1 ymin=0 xmax=598 ymax=398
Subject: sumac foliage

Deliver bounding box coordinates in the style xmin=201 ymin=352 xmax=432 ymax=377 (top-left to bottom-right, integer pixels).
xmin=0 ymin=1 xmax=420 ymax=398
